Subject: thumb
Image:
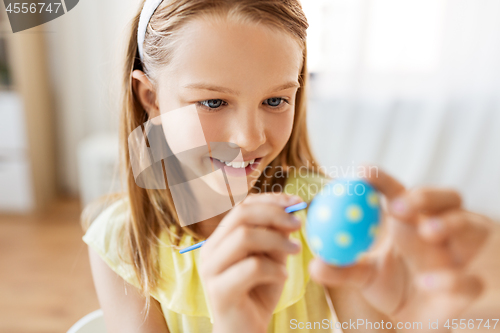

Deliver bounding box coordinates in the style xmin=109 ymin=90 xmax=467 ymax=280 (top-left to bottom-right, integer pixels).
xmin=308 ymin=258 xmax=376 ymax=289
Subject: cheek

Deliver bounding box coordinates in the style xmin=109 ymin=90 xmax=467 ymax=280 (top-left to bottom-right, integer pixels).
xmin=195 ymin=108 xmax=296 ymax=151
xmin=197 ymin=113 xmax=227 ymax=143
xmin=267 ymin=111 xmax=295 ymax=150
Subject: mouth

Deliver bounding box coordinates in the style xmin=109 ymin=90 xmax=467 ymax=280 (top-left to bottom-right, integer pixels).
xmin=210 ymin=157 xmax=262 ymax=176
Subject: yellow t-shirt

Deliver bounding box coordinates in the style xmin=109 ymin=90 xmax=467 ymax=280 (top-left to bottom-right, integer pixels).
xmin=82 ymin=174 xmax=334 ymax=332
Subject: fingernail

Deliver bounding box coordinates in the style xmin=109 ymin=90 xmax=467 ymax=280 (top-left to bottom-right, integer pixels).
xmin=417 ymin=273 xmax=449 ymax=291
xmin=290 ymin=215 xmax=301 ymax=226
xmin=288 ymin=195 xmax=302 ymax=204
xmin=281 ymin=265 xmax=289 ymax=278
xmin=417 ymin=273 xmax=437 ymax=290
xmin=429 ymin=218 xmax=443 ymax=231
xmin=391 ymin=198 xmax=408 ymax=214
xmin=287 ymin=240 xmax=301 ymax=252
xmin=422 ymin=218 xmax=443 ymax=235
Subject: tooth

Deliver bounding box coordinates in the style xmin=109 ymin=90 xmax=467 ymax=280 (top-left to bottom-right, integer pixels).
xmin=250 ymin=159 xmax=255 ymax=164
xmin=222 ymin=160 xmax=254 ymax=168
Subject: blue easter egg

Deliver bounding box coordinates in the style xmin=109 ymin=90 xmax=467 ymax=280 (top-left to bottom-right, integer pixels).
xmin=306 ymin=178 xmax=382 ymax=266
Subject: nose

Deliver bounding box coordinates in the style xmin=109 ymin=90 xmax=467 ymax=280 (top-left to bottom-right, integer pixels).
xmin=229 ymin=107 xmax=266 ymax=153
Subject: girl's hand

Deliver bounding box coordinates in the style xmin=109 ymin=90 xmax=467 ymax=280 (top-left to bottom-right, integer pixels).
xmin=199 ymin=193 xmax=303 ymax=333
xmin=309 ymin=167 xmax=492 ymax=332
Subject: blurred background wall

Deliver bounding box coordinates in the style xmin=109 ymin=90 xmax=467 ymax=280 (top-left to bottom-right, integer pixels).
xmin=303 ymin=0 xmax=500 ymax=220
xmin=1 ymin=0 xmax=500 ymax=220
xmin=43 ymin=0 xmax=137 ymax=197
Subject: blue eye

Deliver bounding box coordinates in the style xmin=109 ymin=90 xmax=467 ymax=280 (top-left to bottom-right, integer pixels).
xmin=200 ymin=99 xmax=225 ymax=109
xmin=264 ymin=97 xmax=287 ymax=108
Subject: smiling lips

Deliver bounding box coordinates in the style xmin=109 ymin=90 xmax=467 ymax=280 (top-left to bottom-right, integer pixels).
xmin=217 ymin=159 xmax=257 ymax=169
xmin=210 ymin=157 xmax=262 ymax=176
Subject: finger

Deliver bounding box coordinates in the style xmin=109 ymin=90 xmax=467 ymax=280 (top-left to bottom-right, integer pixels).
xmin=399 ymin=271 xmax=483 ymax=323
xmin=419 ymin=210 xmax=490 ymax=264
xmin=415 ymin=270 xmax=483 ymax=297
xmin=391 ymin=187 xmax=462 ymax=220
xmin=204 ymin=203 xmax=302 ymax=252
xmin=418 ymin=209 xmax=468 ymax=243
xmin=214 ymin=255 xmax=288 ymax=298
xmin=308 ymin=258 xmax=376 ymax=289
xmin=204 ymin=226 xmax=301 ymax=276
xmin=360 ymin=165 xmax=406 ymax=200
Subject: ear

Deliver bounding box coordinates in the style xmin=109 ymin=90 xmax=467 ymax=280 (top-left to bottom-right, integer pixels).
xmin=132 ymin=70 xmax=160 ymax=119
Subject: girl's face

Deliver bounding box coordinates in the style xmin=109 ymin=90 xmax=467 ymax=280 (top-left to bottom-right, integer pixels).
xmin=139 ymin=15 xmax=303 ymax=194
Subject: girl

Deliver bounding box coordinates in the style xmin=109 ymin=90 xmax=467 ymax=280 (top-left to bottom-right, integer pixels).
xmin=82 ymin=0 xmax=493 ymax=332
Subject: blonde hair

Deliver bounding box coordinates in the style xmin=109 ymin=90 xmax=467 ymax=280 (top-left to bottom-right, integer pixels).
xmin=83 ymin=0 xmax=320 ymax=317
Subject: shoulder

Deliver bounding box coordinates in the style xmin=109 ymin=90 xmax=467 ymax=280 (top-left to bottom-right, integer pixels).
xmin=85 ymin=203 xmax=171 ymax=332
xmin=82 ymin=197 xmax=140 ymax=288
xmin=82 ymin=198 xmax=130 ymax=253
xmin=284 ymin=171 xmax=330 ymax=203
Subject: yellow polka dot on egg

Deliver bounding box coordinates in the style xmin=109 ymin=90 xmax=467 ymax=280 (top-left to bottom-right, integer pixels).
xmin=317 ymin=205 xmax=331 ymax=222
xmin=369 ymin=224 xmax=379 ymax=237
xmin=310 ymin=236 xmax=323 ymax=251
xmin=367 ymin=192 xmax=380 ymax=208
xmin=333 ymin=184 xmax=345 ymax=196
xmin=346 ymin=205 xmax=363 ymax=223
xmin=335 ymin=232 xmax=352 ymax=247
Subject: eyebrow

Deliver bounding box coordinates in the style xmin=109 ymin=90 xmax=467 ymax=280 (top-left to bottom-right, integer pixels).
xmin=182 ymin=81 xmax=300 ymax=95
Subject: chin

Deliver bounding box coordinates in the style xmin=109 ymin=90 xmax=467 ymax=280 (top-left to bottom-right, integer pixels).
xmin=199 ymin=172 xmax=249 ymax=201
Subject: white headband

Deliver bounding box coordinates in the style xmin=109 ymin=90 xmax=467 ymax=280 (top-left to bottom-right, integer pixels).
xmin=137 ymin=0 xmax=165 ymax=62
